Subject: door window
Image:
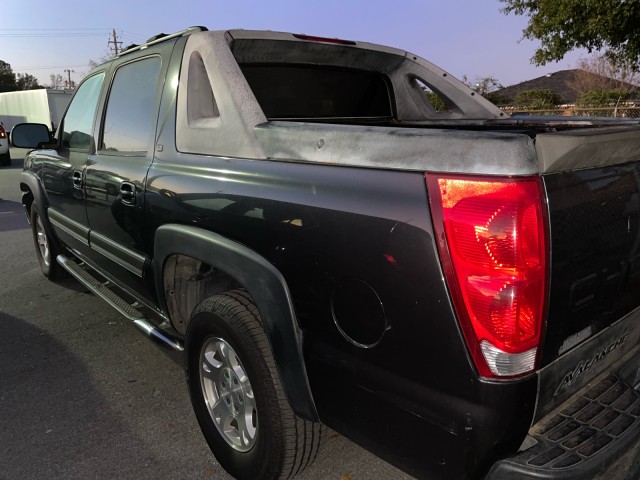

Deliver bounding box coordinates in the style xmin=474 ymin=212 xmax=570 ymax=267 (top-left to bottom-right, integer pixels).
xmin=61 ymin=73 xmax=105 ymax=151
xmin=101 ymin=56 xmax=162 ymax=153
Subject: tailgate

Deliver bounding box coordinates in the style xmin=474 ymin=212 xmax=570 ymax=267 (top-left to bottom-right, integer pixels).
xmin=486 ymin=125 xmax=640 ymax=479
xmin=543 ymin=163 xmax=640 ymax=366
xmin=535 ymin=125 xmax=640 ymax=419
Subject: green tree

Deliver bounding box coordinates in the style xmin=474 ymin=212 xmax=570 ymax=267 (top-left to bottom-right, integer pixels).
xmin=514 ymin=89 xmax=563 ymax=109
xmin=484 ymin=91 xmax=513 ymax=106
xmin=0 ymin=61 xmax=41 ymax=91
xmin=577 ymin=89 xmax=630 ymax=107
xmin=16 ymin=73 xmax=42 ymax=90
xmin=425 ymin=91 xmax=449 ymax=112
xmin=0 ymin=60 xmax=17 ymax=92
xmin=500 ymin=0 xmax=640 ymax=69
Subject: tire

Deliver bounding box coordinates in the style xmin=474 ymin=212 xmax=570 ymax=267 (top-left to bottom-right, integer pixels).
xmin=30 ymin=204 xmax=66 ymax=281
xmin=0 ymin=151 xmax=10 ymax=167
xmin=186 ymin=290 xmax=324 ymax=480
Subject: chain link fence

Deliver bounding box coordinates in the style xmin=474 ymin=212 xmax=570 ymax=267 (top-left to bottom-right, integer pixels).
xmin=503 ymin=106 xmax=640 ymax=118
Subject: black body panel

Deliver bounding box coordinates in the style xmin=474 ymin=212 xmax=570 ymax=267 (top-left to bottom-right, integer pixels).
xmin=146 ymin=144 xmax=537 ymax=477
xmin=543 ymin=164 xmax=640 ymax=367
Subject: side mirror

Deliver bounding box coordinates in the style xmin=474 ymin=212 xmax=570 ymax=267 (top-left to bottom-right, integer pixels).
xmin=10 ymin=123 xmax=52 ymax=148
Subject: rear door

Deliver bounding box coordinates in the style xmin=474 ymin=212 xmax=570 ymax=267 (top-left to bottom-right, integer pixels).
xmin=83 ymin=48 xmax=168 ymax=304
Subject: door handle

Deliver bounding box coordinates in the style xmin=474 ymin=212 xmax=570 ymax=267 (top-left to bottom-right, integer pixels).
xmin=72 ymin=170 xmax=83 ymax=189
xmin=120 ymin=182 xmax=136 ymax=205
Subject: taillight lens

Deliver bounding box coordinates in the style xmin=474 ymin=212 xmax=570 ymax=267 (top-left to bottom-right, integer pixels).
xmin=0 ymin=125 xmax=5 ymax=138
xmin=427 ymin=173 xmax=548 ymax=378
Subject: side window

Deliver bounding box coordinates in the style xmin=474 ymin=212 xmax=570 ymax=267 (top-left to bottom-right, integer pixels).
xmin=61 ymin=73 xmax=105 ymax=151
xmin=101 ymin=56 xmax=162 ymax=153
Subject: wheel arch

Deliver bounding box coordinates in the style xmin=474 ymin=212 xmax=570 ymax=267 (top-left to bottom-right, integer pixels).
xmin=20 ymin=170 xmax=43 ymax=216
xmin=20 ymin=170 xmax=58 ymax=245
xmin=153 ymin=224 xmax=319 ymax=421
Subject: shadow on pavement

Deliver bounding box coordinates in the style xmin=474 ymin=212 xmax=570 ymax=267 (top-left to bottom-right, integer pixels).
xmin=0 ymin=311 xmax=221 ymax=480
xmin=0 ymin=156 xmax=24 ymax=171
xmin=0 ymin=199 xmax=28 ymax=232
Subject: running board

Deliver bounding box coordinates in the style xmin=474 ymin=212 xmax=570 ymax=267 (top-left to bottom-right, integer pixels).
xmin=56 ymin=254 xmax=184 ymax=352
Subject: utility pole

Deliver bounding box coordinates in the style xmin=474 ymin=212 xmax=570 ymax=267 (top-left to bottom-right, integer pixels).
xmin=64 ymin=69 xmax=75 ymax=89
xmin=108 ymin=29 xmax=122 ymax=55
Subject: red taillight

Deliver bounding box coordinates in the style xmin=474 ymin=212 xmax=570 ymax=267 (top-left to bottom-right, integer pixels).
xmin=0 ymin=125 xmax=5 ymax=138
xmin=427 ymin=173 xmax=548 ymax=378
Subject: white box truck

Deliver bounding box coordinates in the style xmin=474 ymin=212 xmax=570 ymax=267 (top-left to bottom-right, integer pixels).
xmin=0 ymin=89 xmax=72 ymax=166
xmin=0 ymin=89 xmax=72 ymax=133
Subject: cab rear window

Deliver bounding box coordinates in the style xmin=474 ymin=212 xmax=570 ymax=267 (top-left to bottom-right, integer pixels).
xmin=240 ymin=65 xmax=392 ymax=120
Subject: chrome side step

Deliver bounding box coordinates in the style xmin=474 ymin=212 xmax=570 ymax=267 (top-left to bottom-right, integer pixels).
xmin=56 ymin=254 xmax=184 ymax=352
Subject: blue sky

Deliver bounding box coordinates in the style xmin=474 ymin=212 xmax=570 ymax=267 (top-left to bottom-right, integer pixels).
xmin=3 ymin=0 xmax=585 ymax=88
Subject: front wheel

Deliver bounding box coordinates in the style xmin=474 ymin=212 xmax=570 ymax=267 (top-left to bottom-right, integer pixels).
xmin=30 ymin=204 xmax=65 ymax=281
xmin=186 ymin=290 xmax=324 ymax=480
xmin=0 ymin=151 xmax=10 ymax=166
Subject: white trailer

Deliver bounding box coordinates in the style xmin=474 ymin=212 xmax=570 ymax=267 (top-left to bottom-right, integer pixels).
xmin=0 ymin=89 xmax=72 ymax=133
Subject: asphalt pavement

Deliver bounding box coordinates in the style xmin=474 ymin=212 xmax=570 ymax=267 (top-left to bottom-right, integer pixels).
xmin=0 ymin=150 xmax=414 ymax=480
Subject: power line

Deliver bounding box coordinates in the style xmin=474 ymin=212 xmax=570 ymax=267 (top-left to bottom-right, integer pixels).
xmin=0 ymin=27 xmax=112 ymax=30
xmin=120 ymin=30 xmax=150 ymax=41
xmin=0 ymin=33 xmax=111 ymax=38
xmin=13 ymin=65 xmax=88 ymax=71
xmin=0 ymin=28 xmax=148 ymax=40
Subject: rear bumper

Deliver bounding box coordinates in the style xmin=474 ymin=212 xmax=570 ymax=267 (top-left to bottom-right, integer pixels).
xmin=486 ymin=349 xmax=640 ymax=479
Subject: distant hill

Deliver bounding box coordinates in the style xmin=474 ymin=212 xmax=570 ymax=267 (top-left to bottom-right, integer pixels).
xmin=496 ymin=69 xmax=640 ymax=105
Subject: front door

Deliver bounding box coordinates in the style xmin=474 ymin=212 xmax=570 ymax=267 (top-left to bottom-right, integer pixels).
xmin=39 ymin=72 xmax=105 ymax=254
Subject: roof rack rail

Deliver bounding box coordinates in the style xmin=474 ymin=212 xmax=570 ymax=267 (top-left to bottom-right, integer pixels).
xmin=118 ymin=26 xmax=207 ymax=57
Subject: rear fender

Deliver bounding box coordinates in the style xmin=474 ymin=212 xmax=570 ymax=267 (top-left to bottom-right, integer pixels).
xmin=153 ymin=224 xmax=318 ymax=421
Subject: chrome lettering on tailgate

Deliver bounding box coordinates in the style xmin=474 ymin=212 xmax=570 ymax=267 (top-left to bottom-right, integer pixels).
xmin=554 ymin=333 xmax=630 ymax=397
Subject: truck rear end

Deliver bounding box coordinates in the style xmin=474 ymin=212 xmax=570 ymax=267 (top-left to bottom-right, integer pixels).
xmin=252 ymin=121 xmax=640 ymax=479
xmin=160 ymin=30 xmax=640 ymax=479
xmin=481 ymin=126 xmax=640 ymax=479
xmin=420 ymin=122 xmax=640 ymax=478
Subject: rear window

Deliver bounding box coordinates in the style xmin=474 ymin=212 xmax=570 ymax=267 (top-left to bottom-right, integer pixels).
xmin=240 ymin=65 xmax=392 ymax=120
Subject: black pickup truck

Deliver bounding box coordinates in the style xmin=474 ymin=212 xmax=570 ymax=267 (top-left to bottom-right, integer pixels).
xmin=12 ymin=27 xmax=640 ymax=480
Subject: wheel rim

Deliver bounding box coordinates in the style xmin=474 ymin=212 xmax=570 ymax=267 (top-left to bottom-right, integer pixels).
xmin=199 ymin=337 xmax=258 ymax=452
xmin=35 ymin=214 xmax=50 ymax=267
